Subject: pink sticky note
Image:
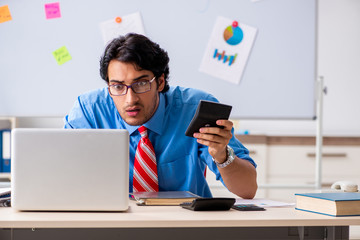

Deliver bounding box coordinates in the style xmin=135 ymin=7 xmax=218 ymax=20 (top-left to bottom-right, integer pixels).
xmin=45 ymin=2 xmax=61 ymax=19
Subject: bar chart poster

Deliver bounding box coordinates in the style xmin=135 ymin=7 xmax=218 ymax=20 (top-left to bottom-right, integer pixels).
xmin=199 ymin=16 xmax=257 ymax=84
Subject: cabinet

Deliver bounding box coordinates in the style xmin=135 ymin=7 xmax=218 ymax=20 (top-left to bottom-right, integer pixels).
xmin=206 ymin=135 xmax=360 ymax=202
xmin=265 ymin=136 xmax=360 ymax=202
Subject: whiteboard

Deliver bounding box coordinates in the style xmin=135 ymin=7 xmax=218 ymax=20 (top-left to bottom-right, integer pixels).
xmin=0 ymin=0 xmax=317 ymax=118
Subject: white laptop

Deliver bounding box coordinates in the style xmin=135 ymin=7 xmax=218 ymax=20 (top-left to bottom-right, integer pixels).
xmin=11 ymin=128 xmax=129 ymax=211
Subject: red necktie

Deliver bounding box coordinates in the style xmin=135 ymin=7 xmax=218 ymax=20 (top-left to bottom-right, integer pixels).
xmin=133 ymin=126 xmax=159 ymax=192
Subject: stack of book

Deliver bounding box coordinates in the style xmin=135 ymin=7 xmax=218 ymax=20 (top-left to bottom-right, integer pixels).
xmin=0 ymin=188 xmax=11 ymax=207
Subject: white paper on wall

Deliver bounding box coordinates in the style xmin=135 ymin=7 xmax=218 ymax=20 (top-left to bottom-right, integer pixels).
xmin=199 ymin=16 xmax=257 ymax=84
xmin=99 ymin=12 xmax=146 ymax=45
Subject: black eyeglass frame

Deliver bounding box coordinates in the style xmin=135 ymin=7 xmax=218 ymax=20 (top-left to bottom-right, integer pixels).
xmin=108 ymin=76 xmax=156 ymax=96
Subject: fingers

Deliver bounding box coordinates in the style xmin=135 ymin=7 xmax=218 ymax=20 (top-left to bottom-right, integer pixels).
xmin=194 ymin=132 xmax=225 ymax=145
xmin=193 ymin=119 xmax=233 ymax=145
xmin=194 ymin=119 xmax=234 ymax=161
xmin=194 ymin=120 xmax=232 ymax=138
xmin=216 ymin=120 xmax=233 ymax=131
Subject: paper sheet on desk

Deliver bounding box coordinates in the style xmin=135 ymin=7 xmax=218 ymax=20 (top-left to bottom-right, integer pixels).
xmin=236 ymin=198 xmax=295 ymax=208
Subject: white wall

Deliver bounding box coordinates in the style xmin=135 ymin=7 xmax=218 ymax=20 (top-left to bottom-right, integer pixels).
xmin=11 ymin=0 xmax=360 ymax=136
xmin=237 ymin=0 xmax=360 ymax=136
xmin=318 ymin=0 xmax=360 ymax=135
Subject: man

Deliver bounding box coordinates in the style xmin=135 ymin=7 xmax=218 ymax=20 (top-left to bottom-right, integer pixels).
xmin=64 ymin=33 xmax=257 ymax=199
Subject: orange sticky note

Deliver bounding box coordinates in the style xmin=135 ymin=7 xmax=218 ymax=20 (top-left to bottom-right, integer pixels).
xmin=0 ymin=5 xmax=12 ymax=23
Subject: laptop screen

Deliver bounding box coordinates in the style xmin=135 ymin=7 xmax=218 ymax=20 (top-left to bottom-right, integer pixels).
xmin=11 ymin=128 xmax=129 ymax=211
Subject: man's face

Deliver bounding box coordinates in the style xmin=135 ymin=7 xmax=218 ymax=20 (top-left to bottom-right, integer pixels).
xmin=107 ymin=60 xmax=165 ymax=126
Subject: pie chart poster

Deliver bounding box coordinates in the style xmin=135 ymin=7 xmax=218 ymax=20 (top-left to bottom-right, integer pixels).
xmin=200 ymin=16 xmax=257 ymax=85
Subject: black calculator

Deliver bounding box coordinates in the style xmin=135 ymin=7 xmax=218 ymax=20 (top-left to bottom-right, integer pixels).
xmin=231 ymin=204 xmax=266 ymax=211
xmin=180 ymin=198 xmax=235 ymax=211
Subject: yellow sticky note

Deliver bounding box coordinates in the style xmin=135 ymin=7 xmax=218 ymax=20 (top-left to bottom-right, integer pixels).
xmin=52 ymin=46 xmax=72 ymax=65
xmin=0 ymin=5 xmax=12 ymax=23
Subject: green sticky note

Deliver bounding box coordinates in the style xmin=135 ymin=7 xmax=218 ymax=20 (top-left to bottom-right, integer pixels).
xmin=53 ymin=46 xmax=72 ymax=65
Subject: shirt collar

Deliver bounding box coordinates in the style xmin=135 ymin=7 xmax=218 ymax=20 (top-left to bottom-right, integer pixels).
xmin=123 ymin=93 xmax=165 ymax=136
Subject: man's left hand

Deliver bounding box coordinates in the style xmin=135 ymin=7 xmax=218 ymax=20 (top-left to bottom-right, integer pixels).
xmin=193 ymin=119 xmax=233 ymax=163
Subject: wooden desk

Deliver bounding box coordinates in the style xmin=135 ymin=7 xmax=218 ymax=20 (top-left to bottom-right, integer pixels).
xmin=0 ymin=202 xmax=359 ymax=240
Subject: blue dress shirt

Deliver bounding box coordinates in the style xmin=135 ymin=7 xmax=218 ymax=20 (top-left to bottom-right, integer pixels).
xmin=64 ymin=86 xmax=256 ymax=197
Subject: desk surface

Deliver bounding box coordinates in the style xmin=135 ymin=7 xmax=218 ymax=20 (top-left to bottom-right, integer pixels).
xmin=0 ymin=201 xmax=360 ymax=229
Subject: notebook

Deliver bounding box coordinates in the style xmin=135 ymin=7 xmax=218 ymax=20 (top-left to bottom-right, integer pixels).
xmin=130 ymin=191 xmax=199 ymax=206
xmin=11 ymin=128 xmax=129 ymax=211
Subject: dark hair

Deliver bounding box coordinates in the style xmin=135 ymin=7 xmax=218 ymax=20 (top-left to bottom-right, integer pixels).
xmin=100 ymin=33 xmax=170 ymax=92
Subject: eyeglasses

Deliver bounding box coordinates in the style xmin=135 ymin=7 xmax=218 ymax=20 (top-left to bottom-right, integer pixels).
xmin=108 ymin=77 xmax=156 ymax=96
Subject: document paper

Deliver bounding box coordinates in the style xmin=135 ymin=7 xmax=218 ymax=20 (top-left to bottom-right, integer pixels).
xmin=99 ymin=12 xmax=145 ymax=45
xmin=199 ymin=16 xmax=257 ymax=84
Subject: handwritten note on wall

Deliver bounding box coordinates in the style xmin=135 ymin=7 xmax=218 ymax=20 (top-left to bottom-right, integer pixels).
xmin=99 ymin=12 xmax=145 ymax=45
xmin=53 ymin=46 xmax=72 ymax=65
xmin=0 ymin=5 xmax=12 ymax=23
xmin=45 ymin=2 xmax=61 ymax=19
